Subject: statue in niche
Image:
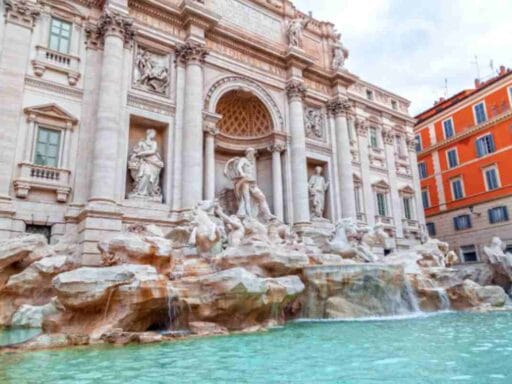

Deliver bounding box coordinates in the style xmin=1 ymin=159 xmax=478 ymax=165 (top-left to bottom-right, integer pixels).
xmin=128 ymin=129 xmax=164 ymax=202
xmin=224 ymin=148 xmax=274 ymax=222
xmin=304 ymin=108 xmax=324 ymax=139
xmin=331 ymin=33 xmax=349 ymax=71
xmin=287 ymin=12 xmax=312 ymax=48
xmin=134 ymin=48 xmax=169 ymax=94
xmin=308 ymin=166 xmax=329 ymax=219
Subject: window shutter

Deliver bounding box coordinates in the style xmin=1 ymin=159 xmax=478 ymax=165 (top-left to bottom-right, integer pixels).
xmin=467 ymin=215 xmax=472 ymax=228
xmin=489 ymin=135 xmax=496 ymax=152
xmin=476 ymin=139 xmax=483 ymax=157
xmin=488 ymin=209 xmax=494 ymax=224
xmin=454 ymin=217 xmax=459 ymax=230
xmin=504 ymin=207 xmax=509 ymax=221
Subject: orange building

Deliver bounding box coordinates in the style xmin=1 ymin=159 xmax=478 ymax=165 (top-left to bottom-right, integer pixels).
xmin=415 ymin=66 xmax=512 ymax=262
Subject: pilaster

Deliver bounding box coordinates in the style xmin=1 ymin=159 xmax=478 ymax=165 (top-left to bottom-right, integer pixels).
xmin=383 ymin=128 xmax=404 ymax=238
xmin=268 ymin=142 xmax=287 ymax=221
xmin=356 ymin=119 xmax=375 ymax=226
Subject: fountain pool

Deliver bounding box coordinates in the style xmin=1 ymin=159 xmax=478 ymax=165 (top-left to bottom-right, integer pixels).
xmin=1 ymin=312 xmax=511 ymax=383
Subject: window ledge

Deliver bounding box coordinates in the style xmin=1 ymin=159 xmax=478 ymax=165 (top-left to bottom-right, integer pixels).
xmin=31 ymin=45 xmax=80 ymax=86
xmin=375 ymin=215 xmax=394 ymax=226
xmin=14 ymin=162 xmax=71 ymax=202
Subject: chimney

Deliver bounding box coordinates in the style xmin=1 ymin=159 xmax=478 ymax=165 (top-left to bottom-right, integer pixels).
xmin=474 ymin=78 xmax=481 ymax=88
xmin=499 ymin=65 xmax=506 ymax=76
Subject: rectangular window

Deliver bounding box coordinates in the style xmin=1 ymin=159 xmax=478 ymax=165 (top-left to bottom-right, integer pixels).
xmin=484 ymin=166 xmax=500 ymax=191
xmin=25 ymin=224 xmax=52 ymax=243
xmin=426 ymin=222 xmax=436 ymax=237
xmin=460 ymin=245 xmax=478 ymax=262
xmin=421 ymin=189 xmax=430 ymax=209
xmin=475 ymin=134 xmax=496 ymax=157
xmin=451 ymin=178 xmax=464 ymax=200
xmin=354 ymin=187 xmax=362 ymax=214
xmin=418 ymin=162 xmax=427 ymax=179
xmin=474 ymin=102 xmax=487 ymax=124
xmin=454 ymin=214 xmax=472 ymax=230
xmin=395 ymin=135 xmax=403 ymax=156
xmin=376 ymin=192 xmax=387 ymax=216
xmin=488 ymin=206 xmax=509 ymax=224
xmin=49 ymin=18 xmax=72 ymax=54
xmin=370 ymin=127 xmax=378 ymax=148
xmin=442 ymin=118 xmax=454 ymax=138
xmin=447 ymin=148 xmax=458 ymax=168
xmin=415 ymin=135 xmax=422 ymax=152
xmin=366 ymin=90 xmax=374 ymax=100
xmin=403 ymin=197 xmax=413 ymax=220
xmin=34 ymin=127 xmax=61 ymax=167
xmin=391 ymin=100 xmax=398 ymax=110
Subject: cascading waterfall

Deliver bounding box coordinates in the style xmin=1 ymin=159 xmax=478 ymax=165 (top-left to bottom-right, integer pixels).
xmin=433 ymin=288 xmax=451 ymax=311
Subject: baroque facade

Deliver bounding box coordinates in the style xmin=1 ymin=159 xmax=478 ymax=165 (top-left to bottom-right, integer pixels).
xmin=415 ymin=67 xmax=512 ymax=261
xmin=0 ymin=0 xmax=424 ymax=264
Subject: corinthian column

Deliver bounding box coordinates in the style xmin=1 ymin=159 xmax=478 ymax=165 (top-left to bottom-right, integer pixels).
xmin=89 ymin=10 xmax=134 ymax=203
xmin=203 ymin=122 xmax=219 ymax=201
xmin=268 ymin=142 xmax=286 ymax=221
xmin=176 ymin=42 xmax=208 ymax=210
xmin=328 ymin=97 xmax=356 ymax=219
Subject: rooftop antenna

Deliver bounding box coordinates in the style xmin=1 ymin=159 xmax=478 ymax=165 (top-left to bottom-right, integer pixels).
xmin=489 ymin=59 xmax=495 ymax=74
xmin=444 ymin=78 xmax=448 ymax=98
xmin=471 ymin=55 xmax=481 ymax=80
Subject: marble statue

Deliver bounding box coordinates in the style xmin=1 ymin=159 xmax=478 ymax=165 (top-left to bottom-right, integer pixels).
xmin=308 ymin=166 xmax=329 ymax=219
xmin=128 ymin=129 xmax=164 ymax=202
xmin=484 ymin=237 xmax=512 ymax=264
xmin=188 ymin=200 xmax=223 ymax=255
xmin=134 ymin=48 xmax=169 ymax=94
xmin=214 ymin=203 xmax=245 ymax=247
xmin=304 ymin=108 xmax=323 ymax=138
xmin=331 ymin=34 xmax=349 ymax=71
xmin=224 ymin=148 xmax=274 ymax=221
xmin=327 ymin=218 xmax=358 ymax=257
xmin=287 ymin=12 xmax=311 ymax=48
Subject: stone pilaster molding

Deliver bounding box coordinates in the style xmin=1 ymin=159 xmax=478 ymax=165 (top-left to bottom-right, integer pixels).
xmin=3 ymin=0 xmax=40 ymax=29
xmin=175 ymin=41 xmax=208 ymax=65
xmin=203 ymin=122 xmax=219 ymax=136
xmin=285 ymin=80 xmax=307 ymax=101
xmin=97 ymin=10 xmax=135 ymax=46
xmin=382 ymin=128 xmax=394 ymax=145
xmin=326 ymin=96 xmax=351 ymax=117
xmin=84 ymin=22 xmax=102 ymax=50
xmin=406 ymin=135 xmax=417 ymax=152
xmin=355 ymin=118 xmax=368 ymax=137
xmin=267 ymin=142 xmax=287 ymax=153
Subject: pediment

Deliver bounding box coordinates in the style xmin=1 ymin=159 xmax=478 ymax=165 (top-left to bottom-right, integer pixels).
xmin=24 ymin=104 xmax=78 ymax=124
xmin=399 ymin=185 xmax=415 ymax=195
xmin=372 ymin=179 xmax=390 ymax=190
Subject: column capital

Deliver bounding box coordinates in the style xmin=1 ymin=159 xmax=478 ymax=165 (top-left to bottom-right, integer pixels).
xmin=4 ymin=0 xmax=40 ymax=29
xmin=286 ymin=80 xmax=307 ymax=101
xmin=98 ymin=10 xmax=135 ymax=46
xmin=326 ymin=96 xmax=351 ymax=117
xmin=203 ymin=122 xmax=219 ymax=136
xmin=176 ymin=41 xmax=208 ymax=65
xmin=355 ymin=118 xmax=368 ymax=137
xmin=268 ymin=142 xmax=287 ymax=153
xmin=382 ymin=128 xmax=394 ymax=145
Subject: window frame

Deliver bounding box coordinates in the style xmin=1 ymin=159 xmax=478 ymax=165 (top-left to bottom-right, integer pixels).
xmin=402 ymin=196 xmax=414 ymax=220
xmin=450 ymin=177 xmax=465 ymax=200
xmin=48 ymin=17 xmax=72 ymax=54
xmin=33 ymin=125 xmax=63 ymax=168
xmin=475 ymin=133 xmax=496 ymax=157
xmin=454 ymin=214 xmax=472 ymax=231
xmin=482 ymin=165 xmax=500 ymax=191
xmin=421 ymin=188 xmax=430 ymax=209
xmin=446 ymin=147 xmax=459 ymax=169
xmin=473 ymin=101 xmax=487 ymax=125
xmin=508 ymin=86 xmax=512 ymax=109
xmin=366 ymin=89 xmax=374 ymax=101
xmin=460 ymin=244 xmax=478 ymax=263
xmin=391 ymin=100 xmax=398 ymax=110
xmin=376 ymin=191 xmax=388 ymax=217
xmin=369 ymin=126 xmax=379 ymax=148
xmin=414 ymin=134 xmax=422 ymax=152
xmin=426 ymin=222 xmax=436 ymax=237
xmin=418 ymin=161 xmax=427 ymax=179
xmin=488 ymin=206 xmax=509 ymax=224
xmin=442 ymin=117 xmax=455 ymax=139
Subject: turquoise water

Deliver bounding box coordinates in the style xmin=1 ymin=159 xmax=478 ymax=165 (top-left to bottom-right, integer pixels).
xmin=1 ymin=312 xmax=512 ymax=383
xmin=0 ymin=328 xmax=40 ymax=347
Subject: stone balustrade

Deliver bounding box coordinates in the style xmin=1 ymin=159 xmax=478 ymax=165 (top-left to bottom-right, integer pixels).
xmin=14 ymin=162 xmax=71 ymax=202
xmin=32 ymin=45 xmax=81 ymax=86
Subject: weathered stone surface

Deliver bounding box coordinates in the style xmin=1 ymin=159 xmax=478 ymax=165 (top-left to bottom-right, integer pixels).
xmin=0 ymin=234 xmax=47 ymax=271
xmin=11 ymin=300 xmax=59 ymax=328
xmin=189 ymin=321 xmax=229 ymax=336
xmin=302 ymin=264 xmax=419 ymax=319
xmin=447 ymin=279 xmax=508 ymax=310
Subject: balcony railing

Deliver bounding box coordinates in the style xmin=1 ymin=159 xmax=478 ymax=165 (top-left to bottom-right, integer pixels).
xmin=32 ymin=45 xmax=80 ymax=86
xmin=375 ymin=215 xmax=394 ymax=226
xmin=402 ymin=218 xmax=420 ymax=229
xmin=14 ymin=162 xmax=71 ymax=202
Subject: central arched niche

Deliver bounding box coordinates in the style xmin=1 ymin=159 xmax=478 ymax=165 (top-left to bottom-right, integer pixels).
xmin=213 ymin=90 xmax=275 ymax=214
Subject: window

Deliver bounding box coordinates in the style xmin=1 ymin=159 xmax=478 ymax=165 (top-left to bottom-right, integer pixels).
xmin=395 ymin=135 xmax=403 ymax=156
xmin=483 ymin=166 xmax=500 ymax=191
xmin=25 ymin=224 xmax=52 ymax=243
xmin=454 ymin=214 xmax=471 ymax=230
xmin=450 ymin=178 xmax=464 ymax=200
xmin=391 ymin=100 xmax=398 ymax=110
xmin=446 ymin=148 xmax=458 ymax=168
xmin=415 ymin=135 xmax=422 ymax=152
xmin=488 ymin=206 xmax=509 ymax=224
xmin=460 ymin=245 xmax=478 ymax=262
xmin=475 ymin=134 xmax=495 ymax=157
xmin=369 ymin=127 xmax=379 ymax=148
xmin=376 ymin=192 xmax=387 ymax=216
xmin=418 ymin=162 xmax=427 ymax=179
xmin=421 ymin=189 xmax=430 ymax=209
xmin=49 ymin=18 xmax=71 ymax=54
xmin=442 ymin=118 xmax=454 ymax=138
xmin=505 ymin=241 xmax=512 ymax=254
xmin=403 ymin=197 xmax=413 ymax=220
xmin=426 ymin=222 xmax=436 ymax=237
xmin=366 ymin=89 xmax=374 ymax=100
xmin=34 ymin=127 xmax=61 ymax=167
xmin=473 ymin=102 xmax=487 ymax=124
xmin=354 ymin=187 xmax=362 ymax=214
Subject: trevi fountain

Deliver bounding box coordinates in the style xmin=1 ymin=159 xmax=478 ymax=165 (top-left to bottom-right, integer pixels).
xmin=0 ymin=0 xmax=511 ymax=383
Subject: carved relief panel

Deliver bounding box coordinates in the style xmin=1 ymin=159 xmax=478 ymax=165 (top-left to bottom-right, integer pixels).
xmin=304 ymin=107 xmax=325 ymax=141
xmin=132 ymin=45 xmax=170 ymax=96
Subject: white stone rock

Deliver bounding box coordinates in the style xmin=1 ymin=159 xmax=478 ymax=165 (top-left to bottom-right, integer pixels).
xmin=11 ymin=300 xmax=59 ymax=328
xmin=0 ymin=234 xmax=47 ymax=270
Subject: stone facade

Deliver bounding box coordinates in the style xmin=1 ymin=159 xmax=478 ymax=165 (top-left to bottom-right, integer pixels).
xmin=0 ymin=0 xmax=423 ymax=264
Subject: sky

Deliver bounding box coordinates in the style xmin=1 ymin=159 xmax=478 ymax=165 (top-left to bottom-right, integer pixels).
xmin=293 ymin=0 xmax=512 ymax=116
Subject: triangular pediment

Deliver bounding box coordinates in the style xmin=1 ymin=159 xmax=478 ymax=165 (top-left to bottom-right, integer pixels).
xmin=399 ymin=185 xmax=416 ymax=195
xmin=372 ymin=179 xmax=390 ymax=190
xmin=24 ymin=104 xmax=78 ymax=124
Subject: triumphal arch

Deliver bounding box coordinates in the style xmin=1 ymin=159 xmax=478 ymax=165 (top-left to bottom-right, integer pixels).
xmin=0 ymin=0 xmax=425 ymax=263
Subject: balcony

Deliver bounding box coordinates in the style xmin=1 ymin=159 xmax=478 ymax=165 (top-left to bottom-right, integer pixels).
xmin=402 ymin=218 xmax=420 ymax=230
xmin=31 ymin=45 xmax=80 ymax=86
xmin=14 ymin=162 xmax=71 ymax=202
xmin=375 ymin=215 xmax=394 ymax=226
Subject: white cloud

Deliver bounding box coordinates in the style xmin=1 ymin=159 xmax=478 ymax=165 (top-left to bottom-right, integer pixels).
xmin=293 ymin=0 xmax=512 ymax=115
